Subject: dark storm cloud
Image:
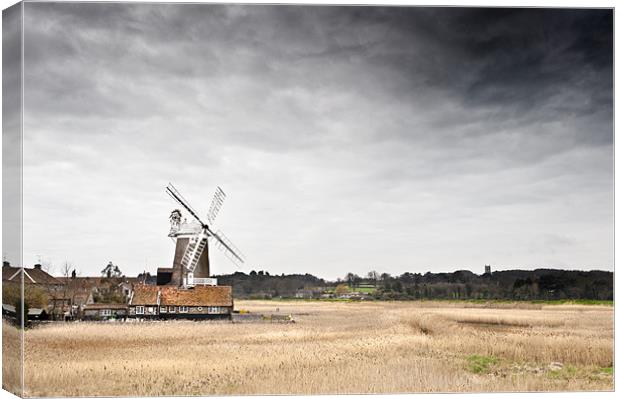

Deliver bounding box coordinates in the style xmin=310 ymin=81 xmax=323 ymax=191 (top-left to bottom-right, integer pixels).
xmin=19 ymin=3 xmax=613 ymax=278
xmin=364 ymin=8 xmax=612 ymax=112
xmin=24 ymin=5 xmax=612 ymax=132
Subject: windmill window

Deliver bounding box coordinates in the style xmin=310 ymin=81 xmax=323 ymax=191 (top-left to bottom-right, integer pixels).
xmin=197 ymin=307 xmax=203 ymax=312
xmin=136 ymin=306 xmax=144 ymax=315
xmin=147 ymin=307 xmax=154 ymax=314
xmin=179 ymin=306 xmax=188 ymax=313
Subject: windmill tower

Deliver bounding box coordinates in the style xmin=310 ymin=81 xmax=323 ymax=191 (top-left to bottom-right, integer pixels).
xmin=166 ymin=183 xmax=244 ymax=288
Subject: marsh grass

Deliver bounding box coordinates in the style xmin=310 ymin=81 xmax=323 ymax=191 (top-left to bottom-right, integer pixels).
xmin=2 ymin=300 xmax=613 ymax=396
xmin=2 ymin=321 xmax=22 ymax=396
xmin=601 ymin=367 xmax=614 ymax=374
xmin=466 ymin=355 xmax=499 ymax=374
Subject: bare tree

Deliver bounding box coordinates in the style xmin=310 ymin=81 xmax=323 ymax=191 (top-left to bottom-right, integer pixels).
xmin=40 ymin=259 xmax=54 ymax=275
xmin=59 ymin=261 xmax=76 ymax=319
xmin=41 ymin=261 xmax=60 ymax=319
xmin=44 ymin=261 xmax=74 ymax=320
xmin=67 ymin=267 xmax=84 ymax=318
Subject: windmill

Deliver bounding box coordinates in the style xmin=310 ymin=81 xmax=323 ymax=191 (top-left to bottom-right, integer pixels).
xmin=165 ymin=183 xmax=245 ymax=288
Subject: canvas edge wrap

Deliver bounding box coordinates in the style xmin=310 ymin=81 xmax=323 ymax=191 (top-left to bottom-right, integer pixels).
xmin=2 ymin=1 xmax=24 ymax=397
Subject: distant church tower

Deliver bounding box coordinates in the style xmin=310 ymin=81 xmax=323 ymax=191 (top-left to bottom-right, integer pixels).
xmin=484 ymin=265 xmax=491 ymax=275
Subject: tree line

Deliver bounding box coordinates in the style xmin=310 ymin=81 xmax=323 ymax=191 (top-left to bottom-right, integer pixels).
xmin=355 ymin=269 xmax=612 ymax=300
xmin=215 ymin=271 xmax=325 ymax=299
xmin=214 ymin=268 xmax=613 ymax=300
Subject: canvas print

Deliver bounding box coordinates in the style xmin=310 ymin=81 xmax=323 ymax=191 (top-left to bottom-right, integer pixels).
xmin=1 ymin=1 xmax=614 ymax=397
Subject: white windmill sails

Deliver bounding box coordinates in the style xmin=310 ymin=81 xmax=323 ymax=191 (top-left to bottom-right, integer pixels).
xmin=166 ymin=183 xmax=245 ymax=277
xmin=207 ymin=187 xmax=226 ymax=225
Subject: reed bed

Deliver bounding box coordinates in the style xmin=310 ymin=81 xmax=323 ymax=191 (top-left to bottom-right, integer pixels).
xmin=2 ymin=300 xmax=613 ymax=397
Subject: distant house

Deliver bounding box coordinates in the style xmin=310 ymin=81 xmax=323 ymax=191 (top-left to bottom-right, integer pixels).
xmin=127 ymin=285 xmax=160 ymax=318
xmin=337 ymin=291 xmax=367 ymax=300
xmin=136 ymin=271 xmax=157 ymax=285
xmin=295 ymin=288 xmax=323 ymax=299
xmin=71 ymin=290 xmax=95 ymax=318
xmin=81 ymin=303 xmax=128 ymax=320
xmin=117 ymin=279 xmax=134 ymax=297
xmin=2 ymin=304 xmax=49 ymax=321
xmin=48 ymin=297 xmax=72 ymax=317
xmin=128 ymin=285 xmax=233 ymax=319
xmin=51 ymin=275 xmax=136 ymax=319
xmin=2 ymin=263 xmax=64 ymax=318
xmin=2 ymin=263 xmax=62 ymax=288
xmin=58 ymin=276 xmax=135 ymax=301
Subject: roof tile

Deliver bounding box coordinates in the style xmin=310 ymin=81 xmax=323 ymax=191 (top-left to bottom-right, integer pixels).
xmin=160 ymin=286 xmax=232 ymax=307
xmin=130 ymin=285 xmax=159 ymax=305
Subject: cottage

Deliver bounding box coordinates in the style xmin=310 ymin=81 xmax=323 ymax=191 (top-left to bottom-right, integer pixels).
xmin=127 ymin=284 xmax=233 ymax=319
xmin=71 ymin=290 xmax=95 ymax=317
xmin=127 ymin=285 xmax=160 ymax=318
xmin=159 ymin=286 xmax=233 ymax=319
xmin=81 ymin=303 xmax=128 ymax=320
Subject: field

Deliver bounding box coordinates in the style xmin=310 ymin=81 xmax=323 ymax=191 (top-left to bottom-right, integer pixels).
xmin=2 ymin=300 xmax=614 ymax=397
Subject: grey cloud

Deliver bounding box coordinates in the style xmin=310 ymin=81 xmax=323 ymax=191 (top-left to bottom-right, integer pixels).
xmin=17 ymin=4 xmax=613 ymax=278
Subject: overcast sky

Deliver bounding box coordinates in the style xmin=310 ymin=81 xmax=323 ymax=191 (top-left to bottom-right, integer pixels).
xmin=14 ymin=4 xmax=613 ymax=279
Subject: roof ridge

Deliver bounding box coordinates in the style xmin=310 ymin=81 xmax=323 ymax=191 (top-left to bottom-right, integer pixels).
xmin=23 ymin=270 xmax=36 ymax=283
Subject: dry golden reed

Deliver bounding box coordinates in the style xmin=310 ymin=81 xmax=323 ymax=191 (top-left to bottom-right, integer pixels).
xmin=2 ymin=300 xmax=613 ymax=397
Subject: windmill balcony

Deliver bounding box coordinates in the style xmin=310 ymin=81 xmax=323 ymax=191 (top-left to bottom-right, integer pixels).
xmin=184 ymin=277 xmax=218 ymax=286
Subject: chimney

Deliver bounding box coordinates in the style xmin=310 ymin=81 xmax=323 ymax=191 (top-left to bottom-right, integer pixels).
xmin=34 ymin=264 xmax=42 ymax=270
